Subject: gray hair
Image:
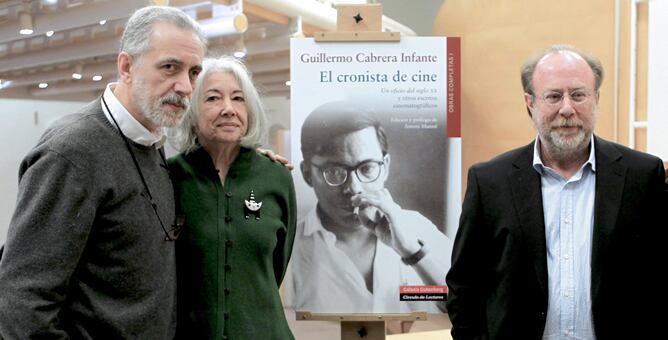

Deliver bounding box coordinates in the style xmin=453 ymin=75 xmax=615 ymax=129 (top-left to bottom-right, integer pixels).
xmin=171 ymin=56 xmax=268 ymax=153
xmin=521 ymin=44 xmax=604 ymax=96
xmin=120 ymin=6 xmax=207 ymax=60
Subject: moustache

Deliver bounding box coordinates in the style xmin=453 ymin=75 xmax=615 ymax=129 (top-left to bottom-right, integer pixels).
xmin=160 ymin=94 xmax=189 ymax=110
xmin=551 ymin=118 xmax=583 ymax=129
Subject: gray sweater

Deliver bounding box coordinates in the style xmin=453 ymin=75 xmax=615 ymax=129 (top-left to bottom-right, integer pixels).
xmin=0 ymin=99 xmax=176 ymax=339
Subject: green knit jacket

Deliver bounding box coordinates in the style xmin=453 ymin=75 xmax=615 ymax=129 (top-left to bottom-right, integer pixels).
xmin=169 ymin=146 xmax=296 ymax=340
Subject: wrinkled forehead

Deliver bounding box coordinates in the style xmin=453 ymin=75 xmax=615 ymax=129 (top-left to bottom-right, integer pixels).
xmin=144 ymin=23 xmax=205 ymax=61
xmin=533 ymin=51 xmax=595 ymax=91
xmin=149 ymin=21 xmax=206 ymax=52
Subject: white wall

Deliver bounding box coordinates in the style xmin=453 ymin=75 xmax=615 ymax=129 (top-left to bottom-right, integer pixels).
xmin=380 ymin=0 xmax=444 ymax=36
xmin=0 ymin=99 xmax=86 ymax=245
xmin=647 ymin=1 xmax=668 ymax=161
xmin=262 ymin=95 xmax=291 ymax=158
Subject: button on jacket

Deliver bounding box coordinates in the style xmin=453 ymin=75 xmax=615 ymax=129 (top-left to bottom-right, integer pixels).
xmin=169 ymin=146 xmax=296 ymax=340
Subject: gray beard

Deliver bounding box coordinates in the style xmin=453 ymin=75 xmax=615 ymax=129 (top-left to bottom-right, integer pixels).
xmin=132 ymin=79 xmax=189 ymax=129
xmin=540 ymin=129 xmax=591 ymax=163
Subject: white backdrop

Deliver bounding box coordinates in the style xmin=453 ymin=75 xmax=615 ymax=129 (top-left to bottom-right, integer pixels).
xmin=0 ymin=99 xmax=86 ymax=246
xmin=647 ymin=1 xmax=668 ymax=161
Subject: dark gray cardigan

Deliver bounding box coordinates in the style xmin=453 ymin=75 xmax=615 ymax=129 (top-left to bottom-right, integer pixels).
xmin=0 ymin=99 xmax=177 ymax=339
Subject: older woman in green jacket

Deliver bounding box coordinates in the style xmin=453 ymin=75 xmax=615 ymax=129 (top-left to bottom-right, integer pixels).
xmin=169 ymin=56 xmax=296 ymax=340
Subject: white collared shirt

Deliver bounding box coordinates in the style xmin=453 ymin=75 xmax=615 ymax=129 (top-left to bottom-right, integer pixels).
xmin=289 ymin=207 xmax=451 ymax=313
xmin=101 ymin=83 xmax=165 ymax=148
xmin=533 ymin=136 xmax=596 ymax=340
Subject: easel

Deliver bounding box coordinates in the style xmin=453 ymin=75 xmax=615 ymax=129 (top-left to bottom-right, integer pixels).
xmin=313 ymin=4 xmax=400 ymax=42
xmin=296 ymin=4 xmax=427 ymax=340
xmin=297 ymin=311 xmax=427 ymax=340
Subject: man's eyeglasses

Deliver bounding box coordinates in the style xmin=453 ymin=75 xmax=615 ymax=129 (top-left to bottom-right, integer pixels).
xmin=103 ymin=94 xmax=183 ymax=242
xmin=312 ymin=160 xmax=385 ymax=187
xmin=147 ymin=199 xmax=183 ymax=241
xmin=163 ymin=214 xmax=184 ymax=241
xmin=537 ymin=89 xmax=593 ymax=107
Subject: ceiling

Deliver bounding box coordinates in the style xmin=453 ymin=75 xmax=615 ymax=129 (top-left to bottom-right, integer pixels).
xmin=0 ymin=0 xmax=415 ymax=101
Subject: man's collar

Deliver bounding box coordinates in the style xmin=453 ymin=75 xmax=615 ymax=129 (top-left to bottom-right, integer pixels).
xmin=101 ymin=83 xmax=165 ymax=148
xmin=302 ymin=206 xmax=330 ymax=237
xmin=532 ymin=135 xmax=596 ymax=174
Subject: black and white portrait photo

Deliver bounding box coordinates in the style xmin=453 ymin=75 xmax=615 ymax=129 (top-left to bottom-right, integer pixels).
xmin=288 ymin=37 xmax=460 ymax=314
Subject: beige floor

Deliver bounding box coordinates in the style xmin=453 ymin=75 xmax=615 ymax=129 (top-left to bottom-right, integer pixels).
xmin=285 ymin=309 xmax=452 ymax=340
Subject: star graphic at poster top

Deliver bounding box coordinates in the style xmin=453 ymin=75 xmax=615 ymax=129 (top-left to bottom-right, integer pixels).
xmin=353 ymin=13 xmax=363 ymax=23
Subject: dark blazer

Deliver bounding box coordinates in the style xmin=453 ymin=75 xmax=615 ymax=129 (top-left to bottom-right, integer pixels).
xmin=446 ymin=136 xmax=666 ymax=340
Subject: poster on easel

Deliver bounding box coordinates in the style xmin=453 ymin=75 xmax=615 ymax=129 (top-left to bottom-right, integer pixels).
xmin=288 ymin=36 xmax=461 ymax=313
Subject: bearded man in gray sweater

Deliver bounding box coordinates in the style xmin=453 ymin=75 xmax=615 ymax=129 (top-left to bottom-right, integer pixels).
xmin=0 ymin=6 xmax=206 ymax=339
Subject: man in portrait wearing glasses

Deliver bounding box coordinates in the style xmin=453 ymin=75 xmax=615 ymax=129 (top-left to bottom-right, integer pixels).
xmin=290 ymin=102 xmax=452 ymax=313
xmin=0 ymin=6 xmax=204 ymax=339
xmin=446 ymin=45 xmax=666 ymax=340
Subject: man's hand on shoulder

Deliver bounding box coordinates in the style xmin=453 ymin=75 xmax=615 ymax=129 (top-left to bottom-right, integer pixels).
xmin=256 ymin=148 xmax=294 ymax=170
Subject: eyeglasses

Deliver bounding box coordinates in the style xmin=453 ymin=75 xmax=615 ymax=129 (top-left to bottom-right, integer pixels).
xmin=146 ymin=200 xmax=183 ymax=241
xmin=102 ymin=95 xmax=182 ymax=242
xmin=537 ymin=89 xmax=593 ymax=107
xmin=312 ymin=160 xmax=385 ymax=187
xmin=163 ymin=215 xmax=184 ymax=241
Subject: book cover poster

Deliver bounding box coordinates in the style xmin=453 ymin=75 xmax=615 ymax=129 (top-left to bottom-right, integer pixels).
xmin=288 ymin=36 xmax=461 ymax=313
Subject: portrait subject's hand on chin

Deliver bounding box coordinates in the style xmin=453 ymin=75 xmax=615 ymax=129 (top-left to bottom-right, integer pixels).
xmin=352 ymin=188 xmax=447 ymax=288
xmin=351 ymin=188 xmax=421 ymax=258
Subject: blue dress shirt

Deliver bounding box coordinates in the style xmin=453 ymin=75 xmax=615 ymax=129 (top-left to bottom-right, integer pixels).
xmin=533 ymin=137 xmax=596 ymax=340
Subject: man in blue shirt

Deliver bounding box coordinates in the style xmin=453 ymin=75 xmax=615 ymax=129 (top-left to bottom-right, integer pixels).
xmin=446 ymin=45 xmax=666 ymax=340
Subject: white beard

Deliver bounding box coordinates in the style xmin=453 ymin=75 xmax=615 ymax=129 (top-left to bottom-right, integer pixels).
xmin=132 ymin=76 xmax=190 ymax=129
xmin=537 ymin=117 xmax=592 ymax=162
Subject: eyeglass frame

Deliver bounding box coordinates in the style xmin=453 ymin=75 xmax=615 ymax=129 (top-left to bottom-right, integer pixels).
xmin=102 ymin=95 xmax=183 ymax=242
xmin=310 ymin=158 xmax=387 ymax=187
xmin=531 ymin=88 xmax=597 ymax=108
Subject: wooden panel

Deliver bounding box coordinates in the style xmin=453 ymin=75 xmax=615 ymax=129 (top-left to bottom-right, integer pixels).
xmin=433 ymin=0 xmax=619 ymax=191
xmin=313 ymin=31 xmax=400 ymax=42
xmin=336 ymin=4 xmax=382 ymax=32
xmin=635 ymin=128 xmax=647 ymax=152
xmin=244 ymin=2 xmax=290 ymax=25
xmin=196 ymin=8 xmax=212 ymax=20
xmin=302 ymin=23 xmax=322 ymax=37
xmin=297 ymin=311 xmax=427 ymax=321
